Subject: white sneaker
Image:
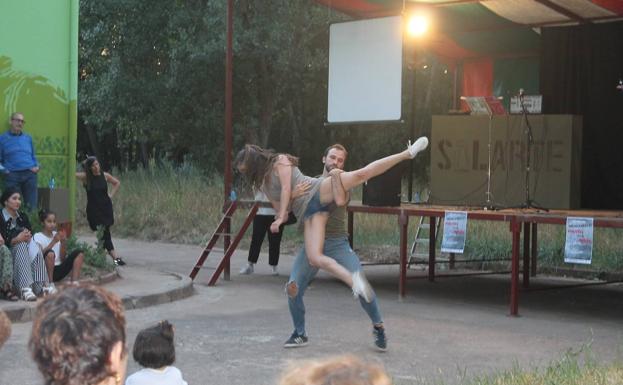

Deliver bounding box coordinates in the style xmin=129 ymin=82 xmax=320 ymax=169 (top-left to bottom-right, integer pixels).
xmin=239 ymin=263 xmax=254 ymax=275
xmin=271 ymin=266 xmax=279 ymax=276
xmin=21 ymin=287 xmax=37 ymax=301
xmin=352 ymin=271 xmax=375 ymax=303
xmin=43 ymin=283 xmax=58 ymax=296
xmin=407 ymin=136 xmax=429 ymax=158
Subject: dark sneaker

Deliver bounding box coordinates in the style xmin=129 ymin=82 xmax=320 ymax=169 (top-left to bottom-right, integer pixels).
xmin=114 ymin=258 xmax=127 ymax=266
xmin=373 ymin=326 xmax=387 ymax=352
xmin=284 ymin=332 xmax=308 ymax=348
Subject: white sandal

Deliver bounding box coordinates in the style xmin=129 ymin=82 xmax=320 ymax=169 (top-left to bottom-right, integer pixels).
xmin=21 ymin=287 xmax=37 ymax=302
xmin=43 ymin=283 xmax=58 ymax=296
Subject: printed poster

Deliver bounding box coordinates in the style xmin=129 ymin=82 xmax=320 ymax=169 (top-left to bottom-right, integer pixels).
xmin=564 ymin=217 xmax=594 ymax=265
xmin=441 ymin=211 xmax=468 ymax=254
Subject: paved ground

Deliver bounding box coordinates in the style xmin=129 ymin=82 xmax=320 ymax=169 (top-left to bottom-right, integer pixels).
xmin=1 ymin=236 xmax=622 ymax=385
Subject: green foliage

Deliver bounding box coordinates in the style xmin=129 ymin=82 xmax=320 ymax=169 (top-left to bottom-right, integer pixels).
xmin=75 ymin=160 xmax=228 ymax=244
xmin=466 ymin=346 xmax=623 ymax=385
xmin=66 ymin=232 xmax=113 ymax=273
xmin=78 ymin=0 xmax=352 ymax=171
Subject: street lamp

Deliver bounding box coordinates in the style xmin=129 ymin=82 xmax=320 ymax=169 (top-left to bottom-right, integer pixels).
xmin=405 ymin=12 xmax=429 ymax=202
xmin=407 ymin=14 xmax=429 ymax=37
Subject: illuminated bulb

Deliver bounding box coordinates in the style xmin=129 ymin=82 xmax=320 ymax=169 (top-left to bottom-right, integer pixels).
xmin=407 ymin=14 xmax=429 ymax=37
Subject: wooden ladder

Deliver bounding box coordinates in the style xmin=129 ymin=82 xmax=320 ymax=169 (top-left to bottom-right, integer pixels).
xmin=189 ymin=200 xmax=259 ymax=285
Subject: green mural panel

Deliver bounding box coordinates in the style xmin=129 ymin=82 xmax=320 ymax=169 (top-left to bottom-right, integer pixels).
xmin=0 ymin=1 xmax=71 ymax=95
xmin=38 ymin=157 xmax=68 ymax=188
xmin=0 ymin=0 xmax=78 ymax=219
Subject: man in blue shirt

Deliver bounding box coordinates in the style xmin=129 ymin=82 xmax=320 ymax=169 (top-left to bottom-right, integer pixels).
xmin=0 ymin=113 xmax=39 ymax=209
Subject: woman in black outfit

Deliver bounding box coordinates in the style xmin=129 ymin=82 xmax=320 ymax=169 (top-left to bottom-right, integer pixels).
xmin=76 ymin=156 xmax=125 ymax=266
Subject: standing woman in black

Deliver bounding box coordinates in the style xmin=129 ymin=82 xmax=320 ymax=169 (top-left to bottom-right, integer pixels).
xmin=76 ymin=156 xmax=125 ymax=266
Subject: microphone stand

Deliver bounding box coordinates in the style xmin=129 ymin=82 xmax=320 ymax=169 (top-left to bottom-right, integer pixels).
xmin=517 ymin=92 xmax=548 ymax=211
xmin=483 ymin=103 xmax=500 ymax=210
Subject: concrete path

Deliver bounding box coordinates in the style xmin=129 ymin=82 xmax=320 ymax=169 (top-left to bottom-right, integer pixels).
xmin=1 ymin=236 xmax=622 ymax=385
xmin=0 ymin=265 xmax=193 ymax=323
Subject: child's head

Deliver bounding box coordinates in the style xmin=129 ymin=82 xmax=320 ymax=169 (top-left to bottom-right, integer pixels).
xmin=132 ymin=320 xmax=175 ymax=369
xmin=38 ymin=210 xmax=57 ymax=232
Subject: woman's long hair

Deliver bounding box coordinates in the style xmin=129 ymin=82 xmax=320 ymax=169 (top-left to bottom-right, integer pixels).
xmin=234 ymin=144 xmax=298 ymax=190
xmin=82 ymin=156 xmax=98 ymax=191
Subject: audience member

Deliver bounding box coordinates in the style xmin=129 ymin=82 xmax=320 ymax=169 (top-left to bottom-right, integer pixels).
xmin=125 ymin=320 xmax=188 ymax=385
xmin=29 ymin=284 xmax=127 ymax=385
xmin=0 ymin=187 xmax=52 ymax=301
xmin=278 ymin=355 xmax=392 ymax=385
xmin=0 ymin=233 xmax=18 ymax=301
xmin=34 ymin=209 xmax=84 ymax=288
xmin=0 ymin=112 xmax=40 ymax=209
xmin=240 ymin=190 xmax=296 ymax=276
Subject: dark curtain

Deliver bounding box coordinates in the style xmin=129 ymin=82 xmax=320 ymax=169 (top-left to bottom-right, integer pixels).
xmin=541 ymin=21 xmax=623 ymax=209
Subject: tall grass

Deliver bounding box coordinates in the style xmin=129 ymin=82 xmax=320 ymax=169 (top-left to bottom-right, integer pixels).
xmin=76 ymin=161 xmax=226 ymax=244
xmin=465 ymin=347 xmax=623 ymax=385
xmin=75 ymin=163 xmax=623 ymax=272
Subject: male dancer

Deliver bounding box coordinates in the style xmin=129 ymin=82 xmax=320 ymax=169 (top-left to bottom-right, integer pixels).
xmin=284 ymin=144 xmax=386 ymax=351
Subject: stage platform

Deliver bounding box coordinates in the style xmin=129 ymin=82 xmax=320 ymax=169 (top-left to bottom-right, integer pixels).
xmin=346 ymin=201 xmax=623 ymax=316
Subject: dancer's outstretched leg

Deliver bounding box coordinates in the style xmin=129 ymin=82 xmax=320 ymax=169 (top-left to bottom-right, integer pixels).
xmin=303 ymin=213 xmax=374 ymax=302
xmin=317 ymin=137 xmax=429 ymax=204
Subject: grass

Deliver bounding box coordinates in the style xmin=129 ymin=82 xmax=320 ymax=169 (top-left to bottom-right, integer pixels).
xmin=74 ymin=163 xmax=623 ymax=273
xmin=462 ymin=347 xmax=623 ymax=385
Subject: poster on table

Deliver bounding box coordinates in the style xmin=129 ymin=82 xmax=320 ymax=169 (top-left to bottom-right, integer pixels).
xmin=564 ymin=217 xmax=594 ymax=265
xmin=441 ymin=211 xmax=468 ymax=254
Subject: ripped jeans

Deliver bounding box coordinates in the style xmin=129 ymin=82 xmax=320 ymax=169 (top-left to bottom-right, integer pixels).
xmin=287 ymin=236 xmax=383 ymax=336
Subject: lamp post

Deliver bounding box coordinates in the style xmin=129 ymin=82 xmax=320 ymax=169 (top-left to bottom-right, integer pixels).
xmin=405 ymin=13 xmax=428 ymax=202
xmin=223 ymin=0 xmax=234 ymax=280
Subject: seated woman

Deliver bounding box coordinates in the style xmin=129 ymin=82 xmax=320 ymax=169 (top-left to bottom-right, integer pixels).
xmin=34 ymin=210 xmax=85 ymax=288
xmin=235 ymin=137 xmax=428 ymax=302
xmin=0 ymin=187 xmax=53 ymax=301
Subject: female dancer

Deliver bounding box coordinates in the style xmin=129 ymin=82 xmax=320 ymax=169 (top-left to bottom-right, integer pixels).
xmin=235 ymin=137 xmax=428 ymax=302
xmin=76 ymin=156 xmax=125 ymax=266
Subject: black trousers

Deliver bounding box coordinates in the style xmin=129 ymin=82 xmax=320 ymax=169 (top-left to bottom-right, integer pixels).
xmin=98 ymin=226 xmax=115 ymax=252
xmin=44 ymin=249 xmax=83 ymax=282
xmin=247 ymin=213 xmax=295 ymax=266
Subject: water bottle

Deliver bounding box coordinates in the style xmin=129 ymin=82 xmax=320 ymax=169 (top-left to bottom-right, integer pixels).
xmin=229 ymin=190 xmax=237 ymax=202
xmin=48 ymin=177 xmax=55 ymax=190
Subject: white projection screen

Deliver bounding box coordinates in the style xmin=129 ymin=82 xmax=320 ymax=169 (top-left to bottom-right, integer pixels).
xmin=327 ymin=16 xmax=403 ymax=123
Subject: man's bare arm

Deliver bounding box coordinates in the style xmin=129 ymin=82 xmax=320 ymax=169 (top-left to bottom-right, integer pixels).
xmin=329 ymin=169 xmax=348 ymax=206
